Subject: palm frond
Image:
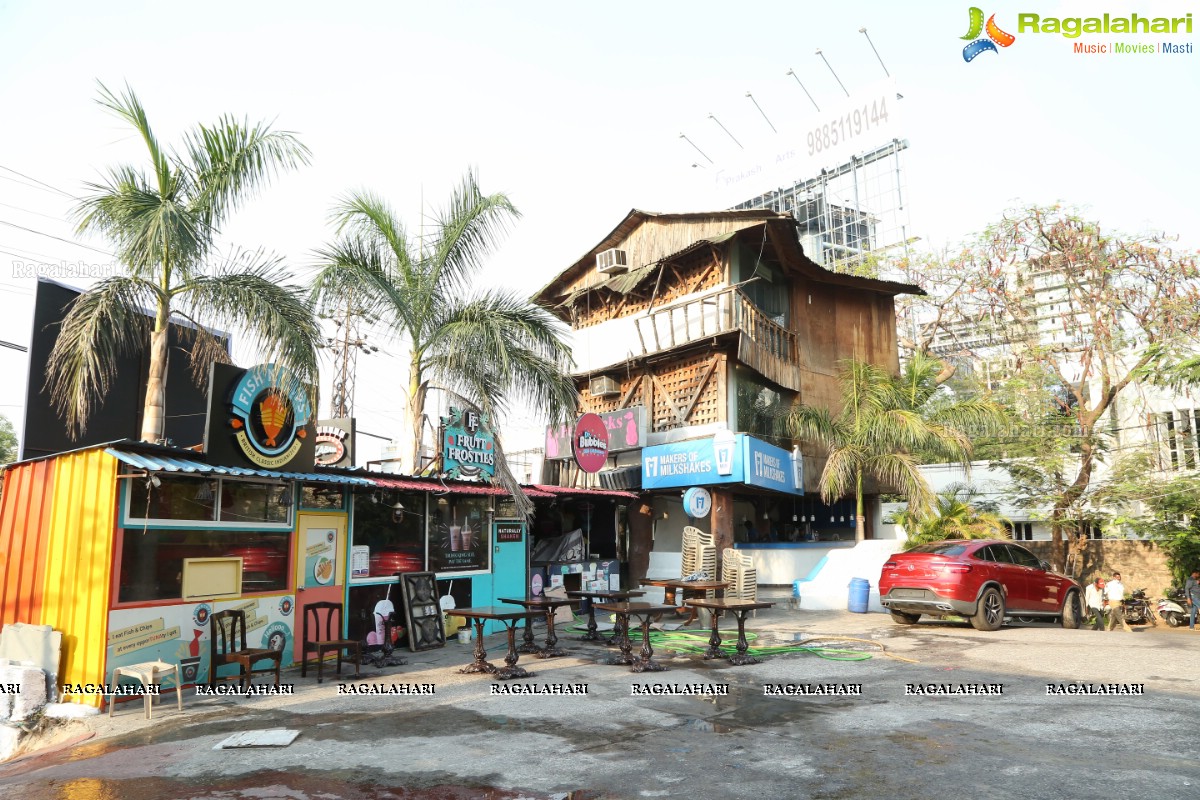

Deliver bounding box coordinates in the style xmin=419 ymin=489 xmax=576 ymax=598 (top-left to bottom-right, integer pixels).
xmin=95 ymin=82 xmax=172 ymax=194
xmin=44 ymin=276 xmax=160 ymax=435
xmin=170 ymin=311 xmax=234 ymax=387
xmin=310 ymin=235 xmax=413 ymax=332
xmin=422 ymin=290 xmax=578 ymax=424
xmin=186 ymin=116 xmax=311 ymax=227
xmin=174 ymin=249 xmax=320 ymax=390
xmin=430 ymin=169 xmax=520 ymax=292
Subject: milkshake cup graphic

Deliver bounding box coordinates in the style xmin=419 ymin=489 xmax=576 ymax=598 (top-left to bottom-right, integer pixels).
xmin=713 ymin=429 xmax=736 ymax=476
xmin=449 ymin=521 xmax=462 ymax=551
xmin=461 ymin=522 xmax=473 ymax=549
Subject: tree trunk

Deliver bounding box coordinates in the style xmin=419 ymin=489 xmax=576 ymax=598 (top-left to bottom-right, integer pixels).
xmin=408 ymin=358 xmax=426 ymax=474
xmin=140 ymin=316 xmax=170 ymax=443
xmin=854 ymin=471 xmax=866 ymax=542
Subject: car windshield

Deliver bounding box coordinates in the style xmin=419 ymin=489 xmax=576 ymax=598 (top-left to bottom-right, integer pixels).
xmin=907 ymin=543 xmax=970 ymax=555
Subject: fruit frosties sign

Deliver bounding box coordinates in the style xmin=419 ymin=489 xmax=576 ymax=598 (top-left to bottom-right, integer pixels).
xmin=204 ymin=363 xmax=316 ymax=471
xmin=441 ymin=406 xmax=496 ymax=480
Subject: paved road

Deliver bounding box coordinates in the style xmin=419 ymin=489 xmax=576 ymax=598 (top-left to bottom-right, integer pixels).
xmin=2 ymin=607 xmax=1197 ymax=800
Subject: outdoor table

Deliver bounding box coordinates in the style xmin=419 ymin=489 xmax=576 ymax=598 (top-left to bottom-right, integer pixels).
xmin=566 ymin=589 xmax=645 ymax=642
xmin=498 ymin=596 xmax=578 ymax=658
xmin=657 ymin=579 xmax=729 ymax=625
xmin=685 ymin=598 xmax=776 ymax=666
xmin=445 ymin=606 xmax=540 ymax=680
xmin=593 ymin=602 xmax=677 ymax=673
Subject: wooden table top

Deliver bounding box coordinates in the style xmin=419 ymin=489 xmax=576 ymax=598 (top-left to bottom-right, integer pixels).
xmin=566 ymin=590 xmax=646 ymax=599
xmin=497 ymin=596 xmax=578 ymax=608
xmin=684 ymin=598 xmax=776 ymax=612
xmin=446 ymin=606 xmax=541 ymax=621
xmin=661 ymin=580 xmax=729 ymax=591
xmin=593 ymin=602 xmax=679 ymax=615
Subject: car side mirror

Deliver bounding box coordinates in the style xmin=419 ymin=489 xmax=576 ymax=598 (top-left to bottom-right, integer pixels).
xmin=1038 ymin=560 xmax=1051 ymax=571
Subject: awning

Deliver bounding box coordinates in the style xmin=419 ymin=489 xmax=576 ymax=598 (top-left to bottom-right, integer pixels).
xmin=106 ymin=449 xmax=374 ymax=485
xmin=531 ymin=484 xmax=638 ymax=500
xmin=370 ymin=476 xmax=555 ymax=498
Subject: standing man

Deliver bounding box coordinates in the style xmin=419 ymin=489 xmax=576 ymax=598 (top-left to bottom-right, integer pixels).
xmin=1105 ymin=571 xmax=1132 ymax=632
xmin=1084 ymin=577 xmax=1106 ymax=631
xmin=1186 ymin=570 xmax=1200 ymax=631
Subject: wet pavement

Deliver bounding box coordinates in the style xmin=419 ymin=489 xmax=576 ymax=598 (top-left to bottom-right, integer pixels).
xmin=3 ymin=595 xmax=1198 ymax=799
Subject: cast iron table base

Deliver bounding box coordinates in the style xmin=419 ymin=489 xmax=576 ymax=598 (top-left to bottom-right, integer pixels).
xmin=685 ymin=599 xmax=776 ymax=666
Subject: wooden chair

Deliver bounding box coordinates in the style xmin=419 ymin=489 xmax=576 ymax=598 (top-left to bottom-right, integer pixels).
xmin=301 ymin=601 xmax=361 ymax=683
xmin=209 ymin=609 xmax=282 ymax=690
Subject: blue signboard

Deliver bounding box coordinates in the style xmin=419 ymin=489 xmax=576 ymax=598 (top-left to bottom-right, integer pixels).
xmin=641 ymin=434 xmax=803 ymax=495
xmin=742 ymin=437 xmax=803 ymax=494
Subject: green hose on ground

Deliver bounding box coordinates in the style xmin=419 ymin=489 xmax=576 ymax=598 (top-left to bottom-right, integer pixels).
xmin=564 ymin=616 xmax=879 ymax=662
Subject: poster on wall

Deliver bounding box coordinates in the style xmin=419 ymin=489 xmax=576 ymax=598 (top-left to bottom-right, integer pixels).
xmin=428 ymin=512 xmax=489 ymax=573
xmin=106 ymin=596 xmax=296 ymax=688
xmin=305 ymin=527 xmax=338 ymax=589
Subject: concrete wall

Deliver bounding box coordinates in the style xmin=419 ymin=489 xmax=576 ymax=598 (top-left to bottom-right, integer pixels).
xmin=1024 ymin=540 xmax=1175 ymax=596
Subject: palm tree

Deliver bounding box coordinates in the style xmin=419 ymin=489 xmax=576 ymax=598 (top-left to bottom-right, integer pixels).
xmin=783 ymin=352 xmax=1004 ymax=541
xmin=48 ymin=83 xmax=318 ymax=442
xmin=894 ymin=483 xmax=1010 ymax=550
xmin=310 ymin=171 xmax=577 ymax=490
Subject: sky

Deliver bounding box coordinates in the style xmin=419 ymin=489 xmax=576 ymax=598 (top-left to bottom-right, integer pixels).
xmin=1 ymin=0 xmax=1197 ymax=463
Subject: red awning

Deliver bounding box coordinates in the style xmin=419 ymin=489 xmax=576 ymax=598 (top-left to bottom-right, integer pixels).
xmin=368 ymin=476 xmax=555 ymax=498
xmin=531 ymin=484 xmax=639 ymax=500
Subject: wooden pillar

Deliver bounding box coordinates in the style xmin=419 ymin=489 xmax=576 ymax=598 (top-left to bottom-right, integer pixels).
xmin=711 ymin=488 xmax=735 ymax=570
xmin=627 ymin=497 xmax=654 ymax=587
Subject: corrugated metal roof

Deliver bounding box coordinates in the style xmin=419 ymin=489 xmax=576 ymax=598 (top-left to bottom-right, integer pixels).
xmin=105 ymin=449 xmax=374 ymax=485
xmin=370 ymin=476 xmax=556 ymax=498
xmin=532 ymin=485 xmax=639 ymax=500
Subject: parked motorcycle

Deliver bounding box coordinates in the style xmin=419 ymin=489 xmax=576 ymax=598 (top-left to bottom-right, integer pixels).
xmin=1157 ymin=588 xmax=1188 ymax=628
xmin=1122 ymin=588 xmax=1157 ymax=626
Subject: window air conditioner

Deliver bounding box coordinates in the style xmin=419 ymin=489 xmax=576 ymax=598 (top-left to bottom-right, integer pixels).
xmin=596 ymin=248 xmax=629 ymax=275
xmin=589 ymin=375 xmax=620 ymax=397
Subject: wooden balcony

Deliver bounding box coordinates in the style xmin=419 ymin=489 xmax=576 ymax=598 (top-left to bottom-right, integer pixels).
xmin=634 ymin=287 xmax=801 ymax=391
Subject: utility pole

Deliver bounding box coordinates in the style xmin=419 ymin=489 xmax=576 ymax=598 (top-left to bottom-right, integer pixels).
xmin=324 ymin=292 xmax=378 ymax=418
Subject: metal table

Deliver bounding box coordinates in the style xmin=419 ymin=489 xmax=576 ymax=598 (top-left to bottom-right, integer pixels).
xmin=498 ymin=596 xmax=578 ymax=658
xmin=685 ymin=598 xmax=776 ymax=666
xmin=593 ymin=602 xmax=678 ymax=673
xmin=566 ymin=589 xmax=646 ymax=642
xmin=445 ymin=606 xmax=540 ymax=679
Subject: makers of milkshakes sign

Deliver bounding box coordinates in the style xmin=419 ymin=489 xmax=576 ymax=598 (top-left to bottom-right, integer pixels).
xmin=572 ymin=413 xmax=610 ymax=473
xmin=205 ymin=363 xmax=316 ymax=472
xmin=441 ymin=407 xmax=496 ymax=480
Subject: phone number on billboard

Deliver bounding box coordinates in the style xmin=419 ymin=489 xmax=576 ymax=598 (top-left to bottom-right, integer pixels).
xmin=806 ymin=96 xmax=891 ymax=156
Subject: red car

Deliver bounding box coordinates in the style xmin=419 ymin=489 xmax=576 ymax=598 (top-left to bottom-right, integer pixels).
xmin=879 ymin=540 xmax=1082 ymax=631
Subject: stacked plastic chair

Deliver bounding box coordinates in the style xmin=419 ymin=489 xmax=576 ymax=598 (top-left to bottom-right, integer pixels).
xmin=681 ymin=526 xmax=717 ymax=600
xmin=721 ymin=547 xmax=759 ymax=610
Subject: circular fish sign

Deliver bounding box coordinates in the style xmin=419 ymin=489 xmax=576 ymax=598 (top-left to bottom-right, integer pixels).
xmin=572 ymin=413 xmax=609 ymax=473
xmin=682 ymin=487 xmax=712 ymax=518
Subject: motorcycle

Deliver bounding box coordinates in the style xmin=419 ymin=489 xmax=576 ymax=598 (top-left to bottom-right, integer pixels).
xmin=1157 ymin=588 xmax=1188 ymax=628
xmin=1122 ymin=588 xmax=1157 ymax=626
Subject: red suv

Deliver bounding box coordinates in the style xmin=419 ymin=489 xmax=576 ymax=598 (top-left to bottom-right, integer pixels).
xmin=879 ymin=540 xmax=1082 ymax=631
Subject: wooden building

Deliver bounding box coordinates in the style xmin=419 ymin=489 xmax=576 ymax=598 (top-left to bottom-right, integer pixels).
xmin=535 ymin=209 xmax=921 ymax=583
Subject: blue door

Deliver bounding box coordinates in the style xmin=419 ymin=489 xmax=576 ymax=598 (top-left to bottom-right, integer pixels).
xmin=479 ymin=521 xmax=526 ymax=633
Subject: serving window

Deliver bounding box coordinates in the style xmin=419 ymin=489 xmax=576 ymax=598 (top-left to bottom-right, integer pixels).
xmin=117 ymin=528 xmax=292 ymax=603
xmin=351 ymin=491 xmax=428 ymax=578
xmin=124 ymin=475 xmax=292 ymax=530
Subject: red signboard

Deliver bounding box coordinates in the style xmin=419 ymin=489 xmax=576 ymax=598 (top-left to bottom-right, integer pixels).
xmin=572 ymin=413 xmax=610 ymax=473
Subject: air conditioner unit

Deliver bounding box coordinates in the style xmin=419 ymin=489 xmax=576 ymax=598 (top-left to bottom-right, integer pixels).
xmin=589 ymin=375 xmax=620 ymax=397
xmin=596 ymin=248 xmax=629 ymax=275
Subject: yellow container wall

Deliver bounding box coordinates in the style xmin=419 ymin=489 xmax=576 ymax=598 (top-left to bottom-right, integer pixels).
xmin=42 ymin=450 xmax=118 ymax=705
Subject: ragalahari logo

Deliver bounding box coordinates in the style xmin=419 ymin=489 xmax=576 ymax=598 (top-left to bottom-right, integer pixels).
xmin=962 ymin=7 xmax=1016 ymax=61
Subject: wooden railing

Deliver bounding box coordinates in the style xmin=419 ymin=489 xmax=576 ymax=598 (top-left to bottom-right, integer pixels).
xmin=634 ymin=287 xmax=801 ymax=390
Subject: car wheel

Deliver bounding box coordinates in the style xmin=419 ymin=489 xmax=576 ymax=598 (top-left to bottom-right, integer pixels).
xmin=890 ymin=610 xmax=920 ymax=625
xmin=1060 ymin=591 xmax=1082 ymax=629
xmin=970 ymin=587 xmax=1005 ymax=631
xmin=1165 ymin=611 xmax=1183 ymax=628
